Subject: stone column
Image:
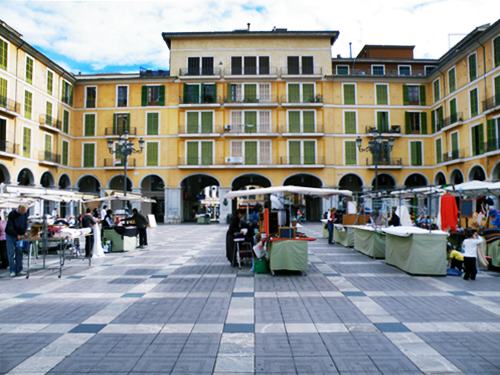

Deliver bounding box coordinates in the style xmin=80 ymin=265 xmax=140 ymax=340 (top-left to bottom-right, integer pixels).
xmin=165 ymin=187 xmax=181 ymax=224
xmin=218 ymin=187 xmax=232 ymax=225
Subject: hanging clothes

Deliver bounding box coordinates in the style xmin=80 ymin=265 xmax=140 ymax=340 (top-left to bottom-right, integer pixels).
xmin=396 ymin=205 xmax=412 ymax=226
xmin=440 ymin=193 xmax=458 ymax=231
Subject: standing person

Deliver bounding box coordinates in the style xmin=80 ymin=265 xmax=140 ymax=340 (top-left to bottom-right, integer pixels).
xmin=388 ymin=207 xmax=401 ymax=227
xmin=92 ymin=207 xmax=99 ymax=219
xmin=462 ymin=230 xmax=484 ymax=281
xmin=126 ymin=208 xmax=149 ymax=248
xmin=0 ymin=211 xmax=8 ymax=269
xmin=226 ymin=210 xmax=244 ymax=265
xmin=81 ymin=208 xmax=97 ymax=258
xmin=102 ymin=209 xmax=114 ymax=229
xmin=100 ymin=205 xmax=108 ymax=221
xmin=327 ymin=208 xmax=336 ymax=245
xmin=5 ymin=205 xmax=29 ymax=277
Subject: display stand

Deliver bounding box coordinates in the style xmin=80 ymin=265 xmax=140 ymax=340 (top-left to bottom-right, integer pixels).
xmin=353 ymin=225 xmax=386 ymax=259
xmin=334 ymin=224 xmax=354 ymax=247
xmin=268 ymin=238 xmax=312 ymax=274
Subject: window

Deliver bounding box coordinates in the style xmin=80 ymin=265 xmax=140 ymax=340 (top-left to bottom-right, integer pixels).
xmin=431 ymin=106 xmax=444 ymax=132
xmin=398 ymin=65 xmax=411 ymax=76
xmin=486 ymin=118 xmax=500 ymax=151
xmin=288 ymin=110 xmax=316 ymax=133
xmin=288 ymin=140 xmax=316 ymax=164
xmin=371 ymin=65 xmax=385 ymax=76
xmin=44 ymin=133 xmax=52 ymax=160
xmin=83 ymin=143 xmax=95 ymax=167
xmin=449 ymin=98 xmax=458 ymax=123
xmin=230 ymin=110 xmax=271 ymax=133
xmin=468 ymin=53 xmax=477 ymax=82
xmin=433 ymin=79 xmax=440 ymax=102
xmin=22 ymin=127 xmax=31 ymax=157
xmin=230 ymin=56 xmax=270 ymax=75
xmin=63 ymin=110 xmax=69 ymax=133
xmin=471 ymin=124 xmax=484 ymax=156
xmin=62 ymin=140 xmax=69 ymax=166
xmin=84 ymin=87 xmax=96 ymax=108
xmin=0 ymin=77 xmax=6 ymax=105
xmin=375 ymin=84 xmax=388 ymax=105
xmin=495 ymin=75 xmax=500 ymax=107
xmin=435 ymin=138 xmax=442 ymax=163
xmin=230 ymin=140 xmax=271 ymax=165
xmin=451 ymin=132 xmax=459 ymax=159
xmin=448 ymin=67 xmax=456 ymax=93
xmin=403 ymin=85 xmax=425 ymax=105
xmin=117 ymin=85 xmax=128 ymax=107
xmin=344 ymin=111 xmax=357 ymax=134
xmin=84 ymin=114 xmax=96 ymax=136
xmin=244 ymin=56 xmax=257 ymax=75
xmin=469 ymin=88 xmax=478 ymax=117
xmin=183 ymin=83 xmax=216 ymax=104
xmin=376 ymin=111 xmax=389 ymax=132
xmin=405 ymin=112 xmax=427 ymax=134
xmin=425 ymin=66 xmax=435 ymax=75
xmin=186 ymin=111 xmax=213 ymax=133
xmin=410 ymin=141 xmax=423 ymax=166
xmin=25 ymin=56 xmax=33 ymax=84
xmin=344 ymin=141 xmax=357 ymax=165
xmin=343 ymin=83 xmax=356 ymax=105
xmin=146 ymin=142 xmax=159 ymax=166
xmin=495 ymin=36 xmax=500 ymax=68
xmin=142 ymin=85 xmax=165 ymax=106
xmin=287 ymin=83 xmax=315 ymax=103
xmin=45 ymin=101 xmax=53 ymax=125
xmin=0 ymin=38 xmax=7 ymax=70
xmin=24 ymin=90 xmax=32 ymax=119
xmin=287 ymin=56 xmax=314 ymax=75
xmin=61 ymin=80 xmax=73 ymax=105
xmin=186 ymin=141 xmax=213 ymax=165
xmin=187 ymin=57 xmax=214 ymax=75
xmin=47 ymin=70 xmax=53 ymax=95
xmin=336 ymin=65 xmax=349 ymax=75
xmin=227 ymin=83 xmax=270 ymax=103
xmin=146 ymin=112 xmax=160 ymax=135
xmin=113 ymin=113 xmax=130 ymax=135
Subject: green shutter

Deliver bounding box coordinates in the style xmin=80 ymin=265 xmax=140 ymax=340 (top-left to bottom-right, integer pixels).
xmin=146 ymin=142 xmax=159 ymax=166
xmin=303 ymin=111 xmax=315 ymax=132
xmin=0 ymin=39 xmax=7 ymax=70
xmin=288 ymin=84 xmax=300 ymax=103
xmin=147 ymin=112 xmax=159 ymax=135
xmin=303 ymin=84 xmax=314 ymax=102
xmin=303 ymin=141 xmax=315 ymax=164
xmin=411 ymin=142 xmax=422 ymax=165
xmin=201 ymin=112 xmax=213 ymax=133
xmin=24 ymin=91 xmax=32 ymax=119
xmin=344 ymin=84 xmax=355 ymax=105
xmin=431 ymin=110 xmax=436 ymax=133
xmin=433 ymin=80 xmax=440 ymax=102
xmin=376 ymin=84 xmax=388 ymax=105
xmin=186 ymin=142 xmax=199 ymax=165
xmin=478 ymin=124 xmax=484 ymax=154
xmin=344 ymin=111 xmax=356 ymax=134
xmin=436 ymin=139 xmax=442 ymax=163
xmin=62 ymin=141 xmax=68 ymax=165
xmin=495 ymin=75 xmax=500 ymax=106
xmin=471 ymin=126 xmax=478 ymax=155
xmin=159 ymin=85 xmax=165 ymax=106
xmin=63 ymin=110 xmax=69 ymax=133
xmin=44 ymin=134 xmax=51 ymax=153
xmin=0 ymin=78 xmax=6 ymax=105
xmin=345 ymin=141 xmax=356 ymax=165
xmin=448 ymin=68 xmax=456 ymax=92
xmin=112 ymin=113 xmax=117 ymax=134
xmin=201 ymin=142 xmax=212 ymax=165
xmin=288 ymin=111 xmax=300 ymax=133
xmin=47 ymin=71 xmax=53 ymax=94
xmin=470 ymin=89 xmax=478 ymax=117
xmin=23 ymin=127 xmax=31 ymax=157
xmin=141 ymin=86 xmax=147 ymax=106
xmin=244 ymin=111 xmax=257 ymax=133
xmin=187 ymin=112 xmax=198 ymax=133
xmin=405 ymin=112 xmax=411 ymax=134
xmin=495 ymin=37 xmax=500 ymax=68
xmin=469 ymin=54 xmax=477 ymax=81
xmin=403 ymin=85 xmax=409 ymax=105
xmin=244 ymin=141 xmax=257 ymax=164
xmin=244 ymin=84 xmax=257 ymax=102
xmin=377 ymin=112 xmax=388 ymax=132
xmin=84 ymin=114 xmax=95 ymax=136
xmin=419 ymin=85 xmax=426 ymax=105
xmin=437 ymin=107 xmax=444 ymax=129
xmin=83 ymin=144 xmax=95 ymax=167
xmin=487 ymin=119 xmax=497 ymax=151
xmin=45 ymin=102 xmax=52 ymax=125
xmin=25 ymin=57 xmax=33 ymax=84
xmin=451 ymin=133 xmax=459 ymax=154
xmin=450 ymin=99 xmax=457 ymax=123
xmin=420 ymin=112 xmax=427 ymax=134
xmin=289 ymin=141 xmax=301 ymax=164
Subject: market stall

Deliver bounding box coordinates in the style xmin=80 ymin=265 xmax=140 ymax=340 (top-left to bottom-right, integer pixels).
xmin=383 ymin=226 xmax=448 ymax=275
xmin=352 ymin=225 xmax=386 ymax=258
xmin=333 ymin=224 xmax=354 ymax=247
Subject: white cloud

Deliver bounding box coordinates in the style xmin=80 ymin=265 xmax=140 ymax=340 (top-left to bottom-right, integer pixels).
xmin=0 ymin=0 xmax=498 ymax=72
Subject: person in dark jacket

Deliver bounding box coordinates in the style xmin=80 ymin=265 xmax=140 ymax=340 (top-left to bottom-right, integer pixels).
xmin=226 ymin=211 xmax=244 ymax=265
xmin=126 ymin=208 xmax=149 ymax=248
xmin=388 ymin=207 xmax=401 ymax=227
xmin=5 ymin=205 xmax=29 ymax=277
xmin=81 ymin=208 xmax=97 ymax=257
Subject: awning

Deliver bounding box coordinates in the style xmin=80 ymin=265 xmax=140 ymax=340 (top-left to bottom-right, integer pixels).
xmin=445 ymin=180 xmax=497 ymax=196
xmin=224 ymin=185 xmax=352 ymax=199
xmin=83 ymin=191 xmax=156 ymax=203
xmin=391 ymin=186 xmax=445 ymax=197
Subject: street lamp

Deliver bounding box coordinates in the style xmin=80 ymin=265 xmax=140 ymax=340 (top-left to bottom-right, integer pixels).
xmin=107 ymin=131 xmax=145 ymax=208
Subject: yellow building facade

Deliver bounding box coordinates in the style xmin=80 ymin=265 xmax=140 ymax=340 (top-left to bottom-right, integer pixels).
xmin=0 ymin=20 xmax=499 ymax=222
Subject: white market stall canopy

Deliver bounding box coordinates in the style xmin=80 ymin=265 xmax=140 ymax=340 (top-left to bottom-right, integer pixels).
xmin=224 ymin=185 xmax=352 ymax=199
xmin=391 ymin=186 xmax=445 ymax=197
xmin=83 ymin=191 xmax=156 ymax=203
xmin=0 ymin=184 xmax=94 ymax=203
xmin=445 ymin=180 xmax=500 ymax=196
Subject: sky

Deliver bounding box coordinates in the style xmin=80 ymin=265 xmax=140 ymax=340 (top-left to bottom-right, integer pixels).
xmin=0 ymin=0 xmax=498 ymax=74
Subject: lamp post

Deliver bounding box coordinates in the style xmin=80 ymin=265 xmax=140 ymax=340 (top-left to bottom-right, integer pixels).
xmin=107 ymin=132 xmax=145 ymax=209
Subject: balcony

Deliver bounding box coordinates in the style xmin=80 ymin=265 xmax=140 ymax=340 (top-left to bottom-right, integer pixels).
xmin=485 ymin=139 xmax=500 ymax=153
xmin=223 ymin=67 xmax=280 ymax=78
xmin=178 ymin=125 xmax=222 ymax=137
xmin=223 ymin=124 xmax=279 ymax=137
xmin=103 ymin=158 xmax=136 ymax=169
xmin=281 ymin=95 xmax=323 ymax=107
xmin=282 ymin=66 xmax=323 ymax=77
xmin=365 ymin=125 xmax=401 ymax=136
xmin=279 ymin=156 xmax=325 ymax=167
xmin=39 ymin=151 xmax=60 ymax=165
xmin=333 ymin=69 xmax=429 ymax=78
xmin=365 ymin=157 xmax=403 ymax=169
xmin=482 ymin=95 xmax=500 ymax=114
xmin=441 ymin=149 xmax=464 ymax=164
xmin=281 ymin=123 xmax=324 ymax=136
xmin=223 ymin=95 xmax=279 ymax=107
xmin=139 ymin=68 xmax=170 ymax=78
xmin=179 ymin=95 xmax=221 ymax=108
xmin=178 ymin=67 xmax=222 ymax=78
xmin=104 ymin=127 xmax=137 ymax=137
xmin=39 ymin=115 xmax=62 ymax=132
xmin=0 ymin=140 xmax=16 ymax=158
xmin=0 ymin=96 xmax=20 ymax=117
xmin=439 ymin=112 xmax=463 ymax=131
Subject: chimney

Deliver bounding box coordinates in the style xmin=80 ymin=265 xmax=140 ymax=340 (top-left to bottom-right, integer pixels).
xmin=247 ymin=23 xmax=251 ymax=31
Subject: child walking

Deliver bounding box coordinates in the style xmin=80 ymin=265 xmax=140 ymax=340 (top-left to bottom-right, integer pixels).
xmin=462 ymin=230 xmax=484 ymax=281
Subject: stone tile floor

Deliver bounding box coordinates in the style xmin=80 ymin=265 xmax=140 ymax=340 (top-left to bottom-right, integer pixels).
xmin=0 ymin=223 xmax=499 ymax=374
